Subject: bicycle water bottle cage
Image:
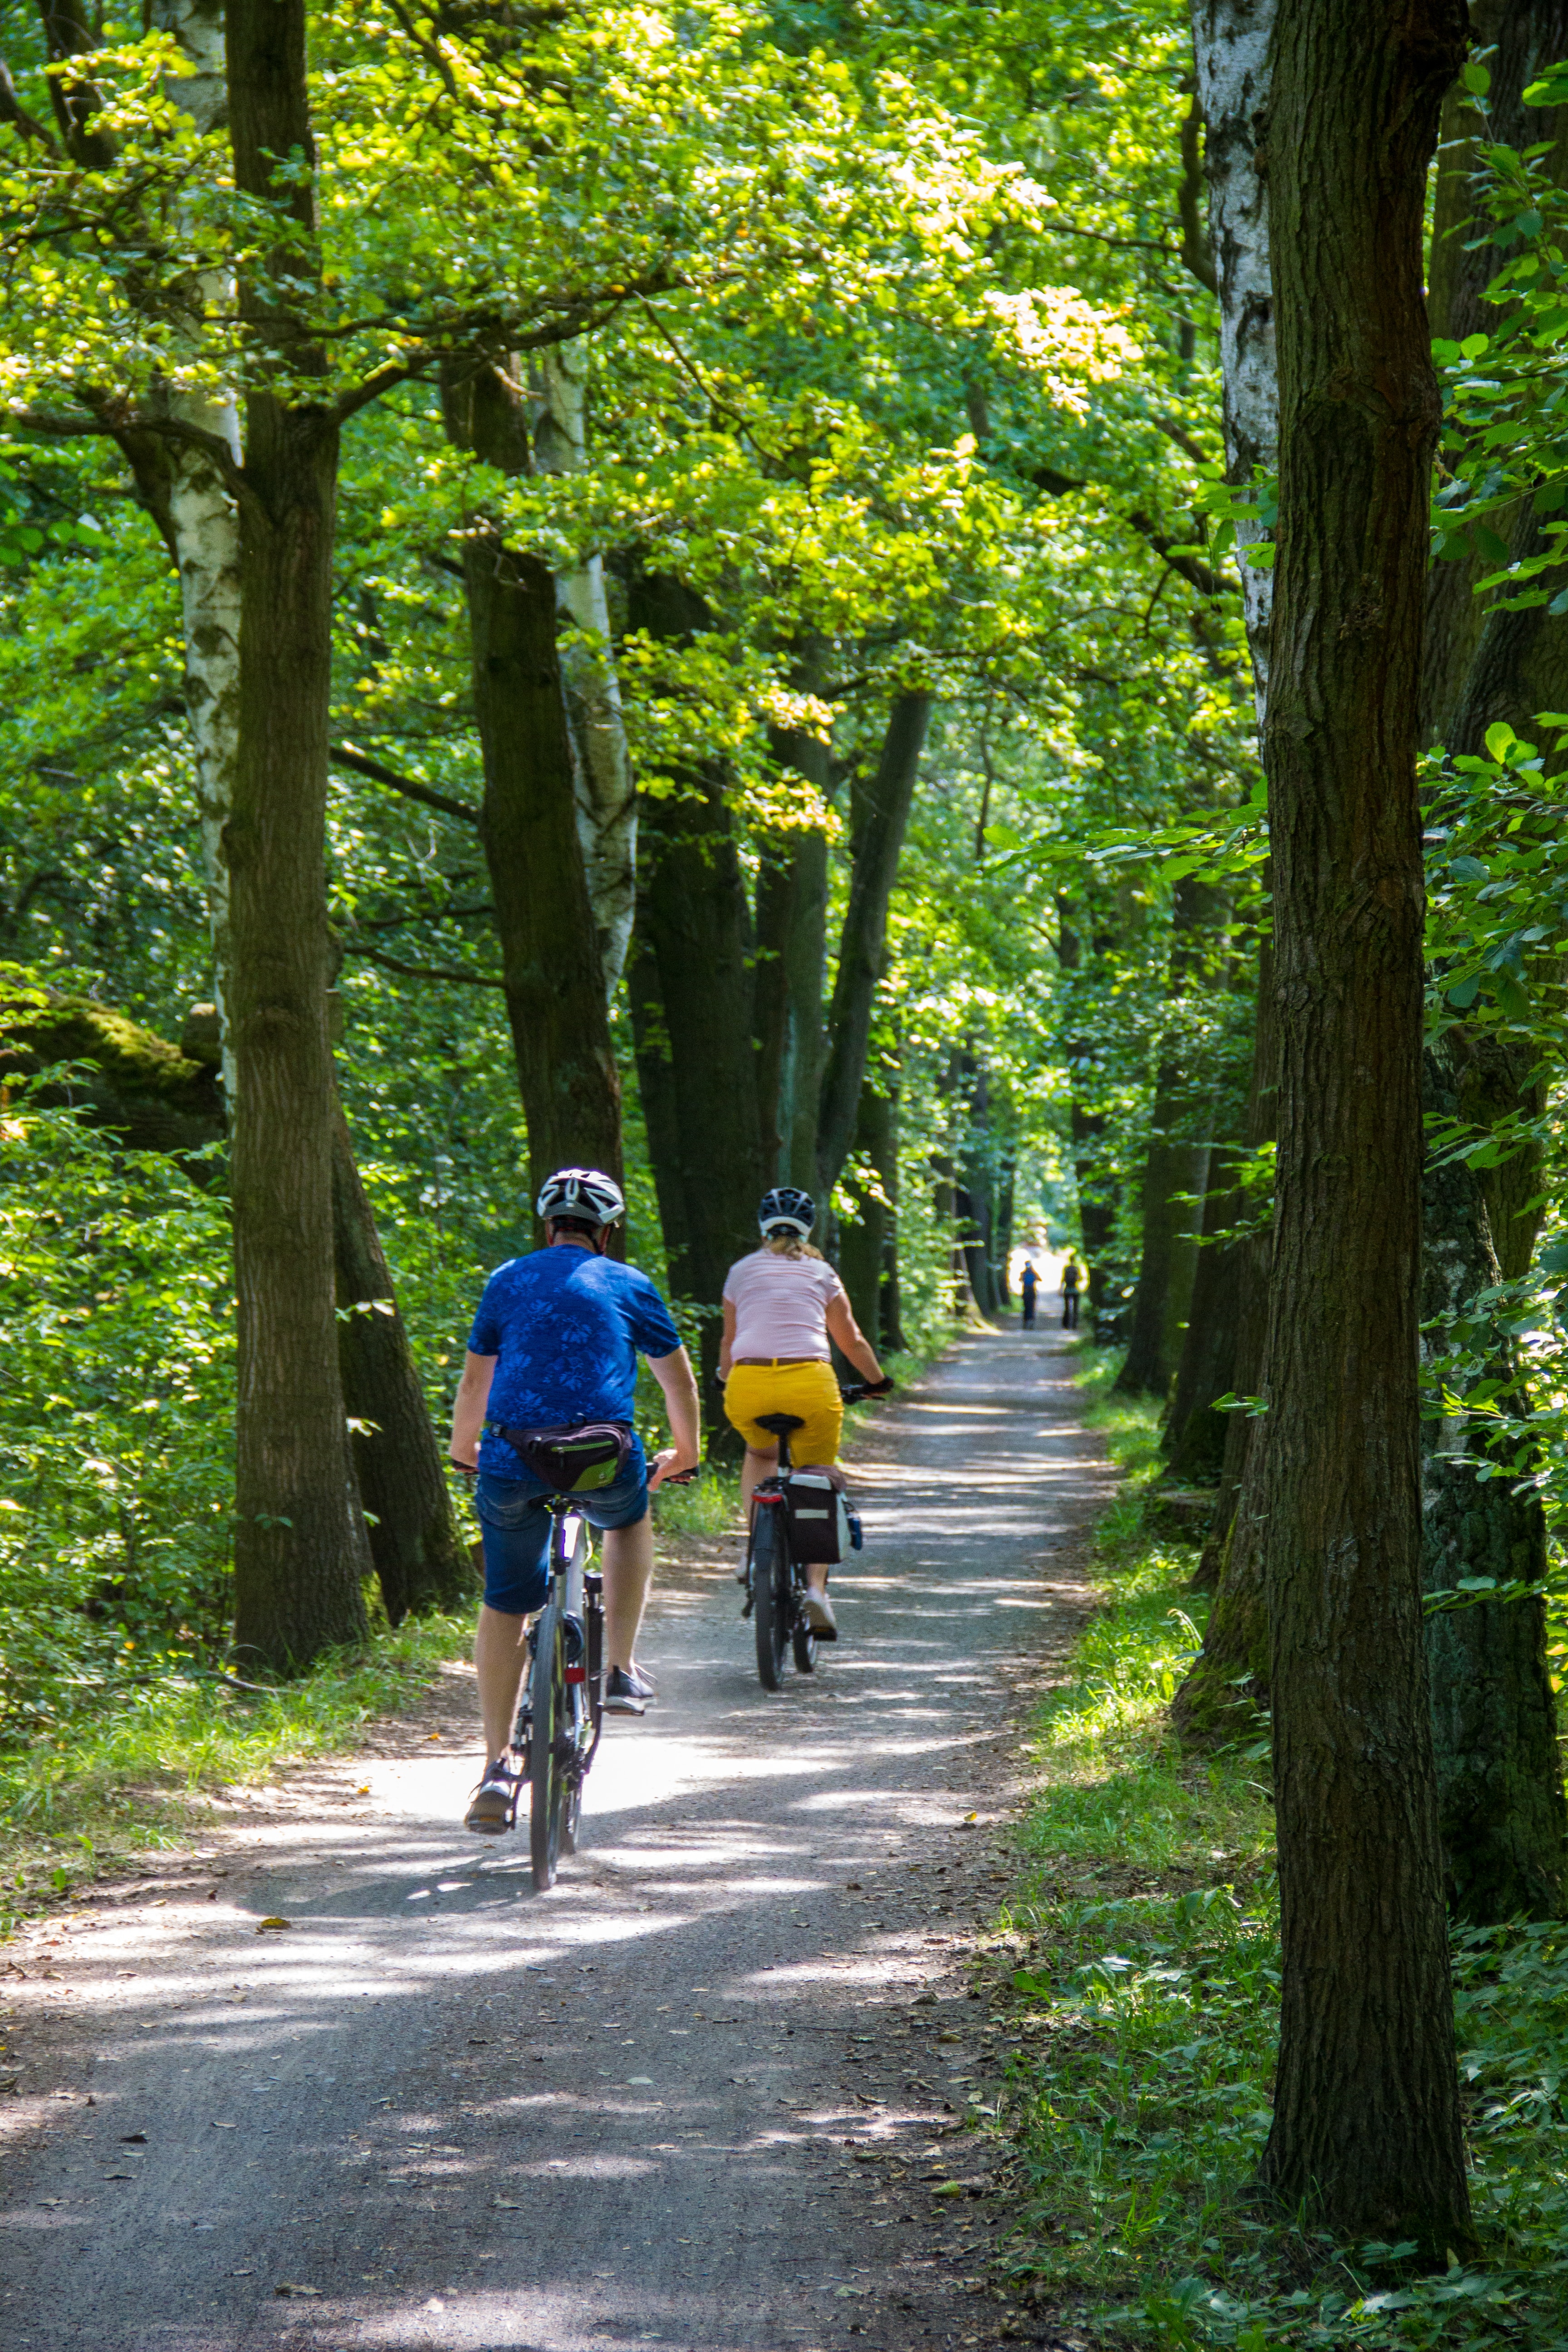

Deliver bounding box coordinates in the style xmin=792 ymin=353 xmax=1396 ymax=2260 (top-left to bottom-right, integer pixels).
xmin=756 ymin=1412 xmax=805 ymax=1438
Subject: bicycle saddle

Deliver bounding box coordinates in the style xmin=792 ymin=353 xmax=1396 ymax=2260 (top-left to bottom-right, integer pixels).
xmin=755 ymin=1411 xmax=805 ymax=1436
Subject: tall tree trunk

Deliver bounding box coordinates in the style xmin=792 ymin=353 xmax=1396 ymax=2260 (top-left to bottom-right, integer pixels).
xmin=815 ymin=691 xmax=931 ymax=1199
xmin=464 ymin=528 xmax=622 ymax=1194
xmin=625 ymin=568 xmax=762 ymax=1416
xmin=1422 ymin=0 xmax=1568 ymax=745
xmin=227 ymin=0 xmax=370 ymax=1667
xmin=1171 ymin=944 xmax=1274 ymax=1677
xmin=1421 ymin=1043 xmax=1565 ymax=1920
xmin=839 ymin=1077 xmax=898 ymax=1350
xmin=533 ymin=345 xmax=637 ymax=999
xmin=754 ymin=697 xmax=832 ymax=1191
xmin=1416 ymin=2 xmax=1568 ymax=1921
xmin=629 ymin=779 xmax=763 ymax=1413
xmin=1256 ymin=0 xmax=1470 ymax=2249
xmin=1055 ymin=898 xmax=1120 ymax=1329
xmin=1115 ymin=877 xmax=1218 ymax=1396
xmin=956 ymin=1055 xmax=999 ymax=1317
xmin=1161 ymin=1130 xmax=1243 ymax=1483
xmin=331 ymin=1111 xmax=475 ymax=1623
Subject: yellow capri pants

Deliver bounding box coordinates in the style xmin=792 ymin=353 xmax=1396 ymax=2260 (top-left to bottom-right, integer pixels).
xmin=724 ymin=1359 xmax=843 ymax=1466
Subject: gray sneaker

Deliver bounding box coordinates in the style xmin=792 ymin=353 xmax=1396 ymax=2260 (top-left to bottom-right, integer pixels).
xmin=603 ymin=1668 xmax=648 ymax=1716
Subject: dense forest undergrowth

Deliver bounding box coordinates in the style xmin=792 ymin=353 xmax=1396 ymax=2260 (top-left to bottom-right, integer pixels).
xmin=986 ymin=1355 xmax=1568 ymax=2352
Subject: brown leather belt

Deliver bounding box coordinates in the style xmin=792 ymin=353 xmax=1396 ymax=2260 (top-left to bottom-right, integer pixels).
xmin=732 ymin=1356 xmax=823 ymax=1367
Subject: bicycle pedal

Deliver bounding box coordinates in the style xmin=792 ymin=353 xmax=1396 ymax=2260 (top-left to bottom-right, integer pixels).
xmin=740 ymin=1593 xmax=754 ymax=1619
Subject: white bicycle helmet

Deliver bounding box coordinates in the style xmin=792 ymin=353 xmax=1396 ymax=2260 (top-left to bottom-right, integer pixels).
xmin=536 ymin=1166 xmax=626 ymax=1227
xmin=759 ymin=1185 xmax=815 ymax=1238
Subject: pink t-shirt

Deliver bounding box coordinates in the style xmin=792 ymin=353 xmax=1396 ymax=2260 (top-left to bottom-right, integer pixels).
xmin=723 ymin=1251 xmax=845 ymax=1362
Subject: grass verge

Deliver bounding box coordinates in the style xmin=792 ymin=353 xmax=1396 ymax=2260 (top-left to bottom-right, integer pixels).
xmin=984 ymin=1344 xmax=1568 ymax=2352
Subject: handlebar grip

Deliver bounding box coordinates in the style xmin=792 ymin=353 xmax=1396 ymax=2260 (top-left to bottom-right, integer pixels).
xmin=662 ymin=1467 xmax=700 ymax=1486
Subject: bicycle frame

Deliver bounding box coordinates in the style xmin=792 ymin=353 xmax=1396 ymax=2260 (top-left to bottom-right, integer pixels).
xmin=510 ymin=1499 xmax=605 ymax=1886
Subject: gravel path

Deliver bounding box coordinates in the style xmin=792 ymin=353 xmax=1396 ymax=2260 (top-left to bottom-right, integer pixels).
xmin=1 ymin=1329 xmax=1112 ymax=2351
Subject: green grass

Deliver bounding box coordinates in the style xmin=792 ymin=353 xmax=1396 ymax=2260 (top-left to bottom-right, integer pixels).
xmin=0 ymin=1604 xmax=480 ymax=1930
xmin=985 ymin=1346 xmax=1568 ymax=2352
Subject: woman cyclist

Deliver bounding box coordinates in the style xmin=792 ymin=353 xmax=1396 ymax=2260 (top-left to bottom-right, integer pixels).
xmin=719 ymin=1187 xmax=891 ymax=1637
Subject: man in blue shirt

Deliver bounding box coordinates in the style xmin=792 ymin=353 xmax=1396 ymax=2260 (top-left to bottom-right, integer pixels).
xmin=448 ymin=1167 xmax=700 ymax=1833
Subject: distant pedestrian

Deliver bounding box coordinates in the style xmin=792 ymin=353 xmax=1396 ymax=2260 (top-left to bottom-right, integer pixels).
xmin=1061 ymin=1258 xmax=1082 ymax=1330
xmin=1019 ymin=1259 xmax=1039 ymax=1329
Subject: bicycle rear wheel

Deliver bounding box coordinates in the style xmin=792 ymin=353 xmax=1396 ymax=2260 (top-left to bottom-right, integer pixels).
xmin=792 ymin=1609 xmax=818 ymax=1675
xmin=529 ymin=1603 xmax=571 ymax=1890
xmin=752 ymin=1510 xmax=789 ymax=1692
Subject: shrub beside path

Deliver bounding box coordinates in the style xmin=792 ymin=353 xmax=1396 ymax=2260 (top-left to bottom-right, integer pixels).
xmin=0 ymin=1329 xmax=1115 ymax=2352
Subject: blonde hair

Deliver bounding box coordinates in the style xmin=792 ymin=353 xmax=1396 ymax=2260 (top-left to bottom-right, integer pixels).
xmin=760 ymin=1234 xmax=824 ymax=1261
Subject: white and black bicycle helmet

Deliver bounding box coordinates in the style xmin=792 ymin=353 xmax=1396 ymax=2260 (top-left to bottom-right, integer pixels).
xmin=758 ymin=1185 xmax=815 ymax=1239
xmin=536 ymin=1166 xmax=625 ymax=1227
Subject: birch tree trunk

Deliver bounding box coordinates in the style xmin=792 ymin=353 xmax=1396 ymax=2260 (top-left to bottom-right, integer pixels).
xmin=1191 ymin=0 xmax=1277 ymax=720
xmin=1257 ymin=0 xmax=1471 ymax=2245
xmin=534 ymin=345 xmax=637 ymax=1000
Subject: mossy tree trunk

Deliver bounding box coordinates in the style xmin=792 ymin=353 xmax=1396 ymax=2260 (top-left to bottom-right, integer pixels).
xmin=1254 ymin=0 xmax=1471 ymax=2249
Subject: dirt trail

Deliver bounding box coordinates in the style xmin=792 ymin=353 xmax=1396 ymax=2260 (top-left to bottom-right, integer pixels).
xmin=1 ymin=1330 xmax=1112 ymax=2351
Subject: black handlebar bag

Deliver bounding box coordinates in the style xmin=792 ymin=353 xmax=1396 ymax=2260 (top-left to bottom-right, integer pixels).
xmin=496 ymin=1421 xmax=635 ymax=1495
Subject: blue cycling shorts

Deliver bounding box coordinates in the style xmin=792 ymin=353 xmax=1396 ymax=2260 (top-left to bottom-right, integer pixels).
xmin=474 ymin=1439 xmax=649 ymax=1616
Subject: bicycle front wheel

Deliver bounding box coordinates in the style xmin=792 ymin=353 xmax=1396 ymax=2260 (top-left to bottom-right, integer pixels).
xmin=529 ymin=1603 xmax=572 ymax=1890
xmin=752 ymin=1511 xmax=789 ymax=1692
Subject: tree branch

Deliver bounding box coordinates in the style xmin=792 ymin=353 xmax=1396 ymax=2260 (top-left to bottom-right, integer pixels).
xmin=347 ymin=945 xmax=504 ymax=989
xmin=328 ymin=742 xmax=480 ymax=825
xmin=1127 ymin=510 xmax=1237 ymax=599
xmin=0 ymin=56 xmax=58 ymax=148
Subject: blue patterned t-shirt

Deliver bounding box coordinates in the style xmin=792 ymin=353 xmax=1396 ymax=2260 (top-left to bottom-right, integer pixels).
xmin=467 ymin=1244 xmax=682 ymax=1479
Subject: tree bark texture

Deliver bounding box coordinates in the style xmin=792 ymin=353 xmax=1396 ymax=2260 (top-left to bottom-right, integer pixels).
xmin=1256 ymin=0 xmax=1471 ymax=2247
xmin=227 ymin=0 xmax=370 ymax=1668
xmin=534 ymin=345 xmax=638 ymax=998
xmin=1421 ymin=1043 xmax=1565 ymax=1921
xmin=331 ymin=1109 xmax=475 ymax=1627
xmin=1191 ymin=0 xmax=1278 ymax=718
xmin=463 ymin=529 xmax=622 ymax=1196
xmin=814 ymin=692 xmax=931 ymax=1200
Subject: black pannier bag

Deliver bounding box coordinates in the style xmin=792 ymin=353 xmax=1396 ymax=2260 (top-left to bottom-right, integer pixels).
xmin=780 ymin=1464 xmax=863 ymax=1564
xmin=497 ymin=1420 xmax=634 ymax=1494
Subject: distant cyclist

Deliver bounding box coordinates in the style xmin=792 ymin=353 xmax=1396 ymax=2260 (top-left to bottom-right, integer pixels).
xmin=449 ymin=1167 xmax=700 ymax=1833
xmin=719 ymin=1187 xmax=890 ymax=1639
